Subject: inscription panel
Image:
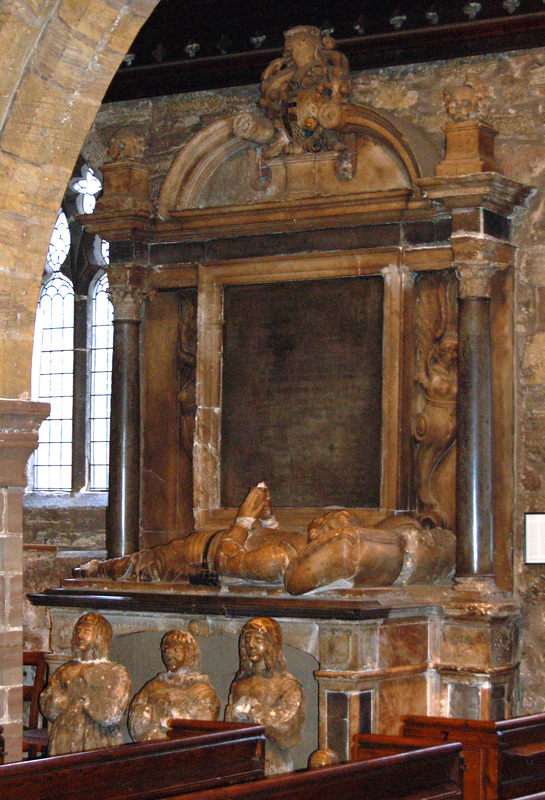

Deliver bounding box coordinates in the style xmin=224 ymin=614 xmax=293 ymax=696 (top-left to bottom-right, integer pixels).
xmin=221 ymin=275 xmax=383 ymax=508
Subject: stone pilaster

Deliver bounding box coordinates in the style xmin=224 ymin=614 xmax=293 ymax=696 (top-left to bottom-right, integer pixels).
xmin=0 ymin=399 xmax=49 ymax=763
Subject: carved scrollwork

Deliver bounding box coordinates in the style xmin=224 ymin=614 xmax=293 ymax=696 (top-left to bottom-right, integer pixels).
xmin=414 ymin=272 xmax=458 ymax=528
xmin=233 ymin=25 xmax=350 ymax=158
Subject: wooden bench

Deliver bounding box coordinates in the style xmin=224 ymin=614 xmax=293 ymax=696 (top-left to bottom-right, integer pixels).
xmin=355 ymin=713 xmax=545 ymax=800
xmin=401 ymin=713 xmax=545 ymax=800
xmin=174 ymin=742 xmax=463 ymax=800
xmin=0 ymin=721 xmax=265 ymax=800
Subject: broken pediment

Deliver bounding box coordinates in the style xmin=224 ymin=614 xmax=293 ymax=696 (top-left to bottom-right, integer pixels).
xmin=157 ymin=104 xmax=441 ymax=219
xmin=157 ymin=25 xmax=440 ymax=220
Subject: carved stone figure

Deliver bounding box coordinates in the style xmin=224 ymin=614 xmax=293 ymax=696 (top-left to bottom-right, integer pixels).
xmin=225 ymin=617 xmax=305 ymax=775
xmin=107 ymin=127 xmax=147 ymax=161
xmin=443 ymin=76 xmax=486 ymax=122
xmin=234 ymin=25 xmax=350 ymax=158
xmin=414 ymin=273 xmax=458 ymax=528
xmin=128 ymin=629 xmax=220 ymax=742
xmin=75 ymin=483 xmax=455 ymax=591
xmin=40 ymin=613 xmax=132 ymax=756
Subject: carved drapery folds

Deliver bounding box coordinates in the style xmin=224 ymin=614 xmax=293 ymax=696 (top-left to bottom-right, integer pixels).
xmin=414 ymin=272 xmax=458 ymax=529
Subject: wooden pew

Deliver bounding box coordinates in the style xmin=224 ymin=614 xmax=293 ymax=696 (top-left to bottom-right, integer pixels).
xmin=173 ymin=742 xmax=463 ymax=800
xmin=402 ymin=713 xmax=545 ymax=800
xmin=0 ymin=721 xmax=265 ymax=800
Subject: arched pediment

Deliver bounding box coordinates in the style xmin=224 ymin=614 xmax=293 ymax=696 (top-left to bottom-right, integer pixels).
xmin=158 ymin=103 xmax=440 ymax=220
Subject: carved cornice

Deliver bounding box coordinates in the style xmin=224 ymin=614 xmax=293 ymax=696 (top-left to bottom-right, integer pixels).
xmin=0 ymin=399 xmax=50 ymax=487
xmin=418 ymin=173 xmax=533 ymax=219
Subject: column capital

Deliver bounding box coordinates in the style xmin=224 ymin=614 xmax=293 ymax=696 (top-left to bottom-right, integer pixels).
xmin=108 ymin=285 xmax=154 ymax=321
xmin=452 ymin=234 xmax=515 ymax=299
xmin=107 ymin=263 xmax=155 ymax=321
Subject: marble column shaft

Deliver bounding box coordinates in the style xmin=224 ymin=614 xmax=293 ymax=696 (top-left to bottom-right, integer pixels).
xmin=455 ymin=261 xmax=496 ymax=578
xmin=106 ymin=280 xmax=148 ymax=558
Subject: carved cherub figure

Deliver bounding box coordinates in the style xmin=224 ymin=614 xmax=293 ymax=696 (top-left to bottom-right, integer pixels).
xmin=128 ymin=629 xmax=220 ymax=742
xmin=443 ymin=75 xmax=486 ymax=122
xmin=40 ymin=613 xmax=132 ymax=755
xmin=225 ymin=617 xmax=305 ymax=775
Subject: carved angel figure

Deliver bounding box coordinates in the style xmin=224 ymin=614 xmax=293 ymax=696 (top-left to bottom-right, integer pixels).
xmin=414 ymin=273 xmax=458 ymax=528
xmin=128 ymin=629 xmax=220 ymax=742
xmin=225 ymin=617 xmax=305 ymax=775
xmin=234 ymin=25 xmax=350 ymax=158
xmin=40 ymin=613 xmax=132 ymax=756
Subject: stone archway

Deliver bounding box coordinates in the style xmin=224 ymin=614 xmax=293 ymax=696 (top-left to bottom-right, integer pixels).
xmin=0 ymin=0 xmax=161 ymax=761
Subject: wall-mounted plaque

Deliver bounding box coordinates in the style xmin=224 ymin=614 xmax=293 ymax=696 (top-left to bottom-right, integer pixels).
xmin=221 ymin=275 xmax=383 ymax=508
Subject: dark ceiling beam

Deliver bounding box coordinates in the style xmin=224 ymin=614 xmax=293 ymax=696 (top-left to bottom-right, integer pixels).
xmin=104 ymin=12 xmax=545 ymax=103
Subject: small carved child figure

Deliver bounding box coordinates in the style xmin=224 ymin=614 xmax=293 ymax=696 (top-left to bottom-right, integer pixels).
xmin=225 ymin=617 xmax=305 ymax=775
xmin=40 ymin=613 xmax=132 ymax=756
xmin=128 ymin=629 xmax=220 ymax=742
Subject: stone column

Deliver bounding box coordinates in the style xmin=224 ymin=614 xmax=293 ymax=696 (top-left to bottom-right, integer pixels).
xmin=454 ymin=253 xmax=497 ymax=579
xmin=106 ymin=268 xmax=151 ymax=558
xmin=0 ymin=399 xmax=49 ymax=762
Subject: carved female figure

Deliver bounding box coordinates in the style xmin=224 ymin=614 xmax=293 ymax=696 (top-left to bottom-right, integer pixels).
xmin=225 ymin=617 xmax=305 ymax=775
xmin=128 ymin=629 xmax=220 ymax=742
xmin=40 ymin=613 xmax=132 ymax=756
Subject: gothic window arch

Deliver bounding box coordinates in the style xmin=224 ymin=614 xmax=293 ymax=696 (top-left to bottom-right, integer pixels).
xmin=32 ymin=160 xmax=112 ymax=493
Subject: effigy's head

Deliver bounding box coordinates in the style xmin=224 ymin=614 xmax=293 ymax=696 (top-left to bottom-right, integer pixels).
xmin=161 ymin=629 xmax=201 ymax=673
xmin=240 ymin=617 xmax=287 ymax=675
xmin=306 ymin=509 xmax=361 ymax=546
xmin=284 ymin=25 xmax=322 ymax=68
xmin=72 ymin=612 xmax=112 ymax=660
